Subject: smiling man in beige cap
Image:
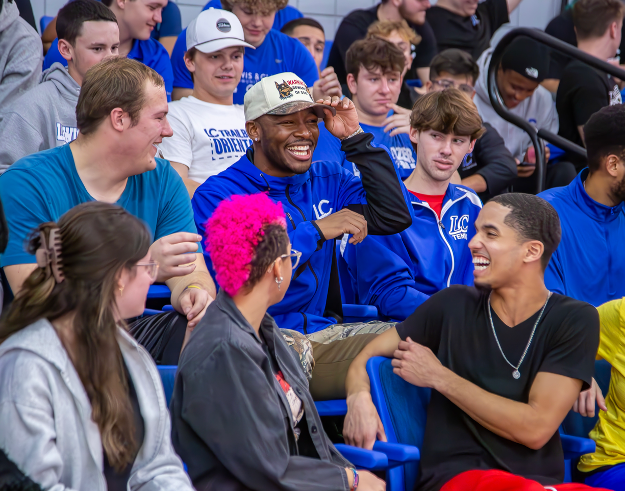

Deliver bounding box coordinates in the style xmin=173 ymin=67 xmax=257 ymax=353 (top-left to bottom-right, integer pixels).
xmin=191 ymin=72 xmax=413 ymax=399
xmin=159 ymin=8 xmax=256 ymax=196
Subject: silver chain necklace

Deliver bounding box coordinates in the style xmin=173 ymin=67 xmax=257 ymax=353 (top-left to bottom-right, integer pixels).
xmin=487 ymin=292 xmax=552 ymax=379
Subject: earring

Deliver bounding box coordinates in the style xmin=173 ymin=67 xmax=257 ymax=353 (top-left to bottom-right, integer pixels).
xmin=275 ymin=276 xmax=283 ymax=290
xmin=119 ymin=286 xmax=124 ymax=297
xmin=255 ymin=138 xmax=259 ymax=141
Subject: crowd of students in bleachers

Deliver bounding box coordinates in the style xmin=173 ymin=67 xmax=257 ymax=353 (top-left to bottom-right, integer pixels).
xmin=1 ymin=0 xmax=625 ymax=489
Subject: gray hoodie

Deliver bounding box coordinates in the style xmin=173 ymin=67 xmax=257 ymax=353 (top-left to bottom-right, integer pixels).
xmin=0 ymin=0 xmax=42 ymax=108
xmin=474 ymin=46 xmax=558 ymax=161
xmin=0 ymin=318 xmax=194 ymax=491
xmin=0 ymin=62 xmax=79 ymax=173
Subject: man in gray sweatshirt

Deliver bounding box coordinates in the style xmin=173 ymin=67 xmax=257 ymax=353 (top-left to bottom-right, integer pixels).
xmin=474 ymin=35 xmax=577 ymax=191
xmin=0 ymin=0 xmax=119 ymax=173
xmin=0 ymin=0 xmax=42 ymax=109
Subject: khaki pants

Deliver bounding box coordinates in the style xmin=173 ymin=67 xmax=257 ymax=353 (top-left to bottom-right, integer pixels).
xmin=282 ymin=321 xmax=396 ymax=401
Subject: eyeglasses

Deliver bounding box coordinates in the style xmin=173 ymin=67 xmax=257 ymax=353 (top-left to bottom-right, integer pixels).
xmin=278 ymin=249 xmax=302 ymax=270
xmin=136 ymin=260 xmax=159 ymax=282
xmin=431 ymin=79 xmax=476 ymax=95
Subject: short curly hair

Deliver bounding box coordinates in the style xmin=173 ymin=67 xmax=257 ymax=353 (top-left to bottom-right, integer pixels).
xmin=205 ymin=193 xmax=288 ymax=296
xmin=221 ymin=0 xmax=288 ymax=14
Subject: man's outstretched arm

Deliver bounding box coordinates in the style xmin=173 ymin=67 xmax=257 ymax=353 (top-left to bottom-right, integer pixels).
xmin=392 ymin=338 xmax=583 ymax=450
xmin=343 ymin=327 xmax=402 ymax=450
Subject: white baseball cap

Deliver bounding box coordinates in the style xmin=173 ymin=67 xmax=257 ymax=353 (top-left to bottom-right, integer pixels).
xmin=244 ymin=72 xmax=336 ymax=121
xmin=186 ymin=8 xmax=255 ymax=53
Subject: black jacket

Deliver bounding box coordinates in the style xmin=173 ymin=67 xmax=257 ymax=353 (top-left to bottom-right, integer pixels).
xmin=170 ymin=291 xmax=352 ymax=491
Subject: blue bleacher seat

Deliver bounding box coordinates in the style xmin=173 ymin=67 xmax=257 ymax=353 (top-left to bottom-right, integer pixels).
xmin=157 ymin=365 xmax=177 ymax=406
xmin=315 ymin=399 xmax=347 ymax=416
xmin=148 ymin=284 xmax=171 ymax=299
xmin=40 ymin=16 xmax=53 ymax=34
xmin=366 ymin=356 xmax=596 ymax=489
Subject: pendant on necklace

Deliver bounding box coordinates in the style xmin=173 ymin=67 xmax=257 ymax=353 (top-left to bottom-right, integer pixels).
xmin=513 ymin=370 xmax=521 ymax=379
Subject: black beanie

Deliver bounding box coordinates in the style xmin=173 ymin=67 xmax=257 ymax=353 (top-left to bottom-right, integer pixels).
xmin=501 ymin=36 xmax=550 ymax=83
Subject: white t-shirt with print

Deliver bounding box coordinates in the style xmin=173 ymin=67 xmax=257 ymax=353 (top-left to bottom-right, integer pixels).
xmin=158 ymin=96 xmax=252 ymax=184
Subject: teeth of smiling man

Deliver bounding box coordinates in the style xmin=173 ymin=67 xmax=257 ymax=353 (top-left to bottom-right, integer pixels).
xmin=288 ymin=145 xmax=310 ymax=156
xmin=472 ymin=257 xmax=491 ymax=270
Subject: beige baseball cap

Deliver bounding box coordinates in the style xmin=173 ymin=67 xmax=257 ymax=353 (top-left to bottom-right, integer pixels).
xmin=186 ymin=8 xmax=255 ymax=53
xmin=243 ymin=72 xmax=336 ymax=121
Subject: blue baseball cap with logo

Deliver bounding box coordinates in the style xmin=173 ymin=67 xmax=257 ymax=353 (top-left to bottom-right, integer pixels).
xmin=186 ymin=8 xmax=255 ymax=53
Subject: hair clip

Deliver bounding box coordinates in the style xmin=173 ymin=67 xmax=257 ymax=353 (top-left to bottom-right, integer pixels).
xmin=35 ymin=228 xmax=65 ymax=284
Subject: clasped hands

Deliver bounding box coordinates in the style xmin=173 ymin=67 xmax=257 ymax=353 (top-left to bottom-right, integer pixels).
xmin=149 ymin=232 xmax=214 ymax=329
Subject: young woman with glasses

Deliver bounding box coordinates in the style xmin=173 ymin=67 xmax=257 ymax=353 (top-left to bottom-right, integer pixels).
xmin=169 ymin=192 xmax=384 ymax=491
xmin=0 ymin=202 xmax=193 ymax=491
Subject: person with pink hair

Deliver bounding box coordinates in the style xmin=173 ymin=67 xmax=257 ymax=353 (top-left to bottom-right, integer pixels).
xmin=170 ymin=192 xmax=385 ymax=491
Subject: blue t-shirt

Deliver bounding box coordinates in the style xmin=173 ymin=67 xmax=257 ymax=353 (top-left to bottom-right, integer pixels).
xmin=0 ymin=145 xmax=198 ymax=267
xmin=313 ymin=120 xmax=417 ymax=179
xmin=151 ymin=0 xmax=182 ymax=39
xmin=172 ymin=28 xmax=318 ymax=104
xmin=202 ymin=0 xmax=303 ymax=30
xmin=43 ymin=38 xmax=174 ymax=101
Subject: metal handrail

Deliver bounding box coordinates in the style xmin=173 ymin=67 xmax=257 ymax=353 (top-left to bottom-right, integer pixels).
xmin=487 ymin=27 xmax=625 ymax=193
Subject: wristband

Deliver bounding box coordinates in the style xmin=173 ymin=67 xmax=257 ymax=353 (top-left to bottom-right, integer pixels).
xmin=184 ymin=285 xmax=202 ymax=291
xmin=350 ymin=468 xmax=359 ymax=491
xmin=340 ymin=126 xmax=364 ymax=141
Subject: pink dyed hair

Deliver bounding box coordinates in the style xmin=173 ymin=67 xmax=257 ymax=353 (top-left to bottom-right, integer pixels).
xmin=205 ymin=193 xmax=287 ymax=296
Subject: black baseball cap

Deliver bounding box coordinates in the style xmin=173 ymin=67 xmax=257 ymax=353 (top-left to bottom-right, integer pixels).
xmin=501 ymin=36 xmax=550 ymax=83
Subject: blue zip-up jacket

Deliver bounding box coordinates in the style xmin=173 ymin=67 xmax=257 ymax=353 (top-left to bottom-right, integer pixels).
xmin=539 ymin=169 xmax=625 ymax=307
xmin=343 ymin=184 xmax=482 ymax=321
xmin=192 ymin=133 xmax=413 ymax=334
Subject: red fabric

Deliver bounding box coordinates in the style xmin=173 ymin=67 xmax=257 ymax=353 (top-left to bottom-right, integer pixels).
xmin=409 ymin=190 xmax=445 ymax=218
xmin=441 ymin=470 xmax=612 ymax=491
xmin=275 ymin=371 xmax=290 ymax=394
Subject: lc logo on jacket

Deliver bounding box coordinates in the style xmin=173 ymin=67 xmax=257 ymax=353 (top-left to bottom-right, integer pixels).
xmin=449 ymin=214 xmax=470 ymax=240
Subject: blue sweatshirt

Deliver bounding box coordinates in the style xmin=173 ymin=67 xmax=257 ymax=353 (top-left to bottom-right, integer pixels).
xmin=192 ymin=134 xmax=412 ymax=334
xmin=171 ymin=28 xmax=318 ymax=104
xmin=539 ymin=169 xmax=625 ymax=307
xmin=343 ymin=184 xmax=481 ymax=321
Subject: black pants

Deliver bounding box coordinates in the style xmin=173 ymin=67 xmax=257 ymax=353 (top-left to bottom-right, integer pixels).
xmin=129 ymin=312 xmax=188 ymax=365
xmin=512 ymin=160 xmax=577 ymax=193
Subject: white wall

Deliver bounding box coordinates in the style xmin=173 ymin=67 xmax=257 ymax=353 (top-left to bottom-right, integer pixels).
xmin=30 ymin=0 xmax=563 ymax=37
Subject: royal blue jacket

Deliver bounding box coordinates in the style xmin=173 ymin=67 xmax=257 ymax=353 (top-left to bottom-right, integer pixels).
xmin=192 ymin=133 xmax=412 ymax=334
xmin=539 ymin=169 xmax=625 ymax=307
xmin=343 ymin=184 xmax=481 ymax=321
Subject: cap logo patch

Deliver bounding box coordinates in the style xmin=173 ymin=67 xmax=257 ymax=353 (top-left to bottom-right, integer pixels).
xmin=216 ymin=18 xmax=231 ymax=33
xmin=525 ymin=67 xmax=539 ymax=79
xmin=275 ymin=80 xmax=293 ymax=100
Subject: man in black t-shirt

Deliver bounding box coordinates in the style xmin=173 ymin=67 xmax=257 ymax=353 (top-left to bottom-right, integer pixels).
xmin=556 ymin=0 xmax=624 ymax=171
xmin=343 ymin=193 xmax=600 ymax=491
xmin=544 ymin=5 xmax=625 ymax=94
xmin=327 ymin=0 xmax=436 ymax=92
xmin=426 ymin=0 xmax=522 ymax=60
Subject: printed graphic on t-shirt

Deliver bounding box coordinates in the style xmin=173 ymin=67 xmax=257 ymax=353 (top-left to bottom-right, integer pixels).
xmin=275 ymin=370 xmax=304 ymax=436
xmin=448 ymin=214 xmax=470 ymax=240
xmin=391 ymin=146 xmax=416 ymax=171
xmin=461 ymin=152 xmax=477 ymax=171
xmin=56 ymin=123 xmax=79 ymax=145
xmin=204 ymin=127 xmax=252 ymax=162
xmin=242 ymin=71 xmax=270 ymax=94
xmin=609 ymin=84 xmax=622 ymax=106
